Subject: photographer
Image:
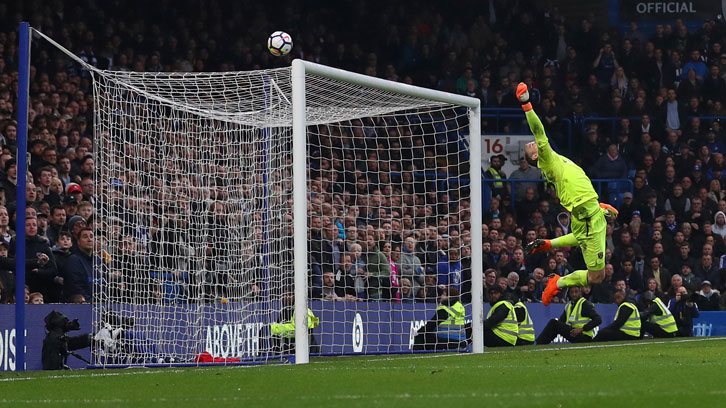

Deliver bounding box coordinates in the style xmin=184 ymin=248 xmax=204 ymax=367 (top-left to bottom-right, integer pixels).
xmin=667 ymin=286 xmax=700 ymax=337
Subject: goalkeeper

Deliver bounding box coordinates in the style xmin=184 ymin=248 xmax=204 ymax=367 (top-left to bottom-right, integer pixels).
xmin=516 ymin=82 xmax=618 ymax=306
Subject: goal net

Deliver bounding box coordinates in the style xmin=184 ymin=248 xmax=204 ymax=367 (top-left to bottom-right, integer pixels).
xmin=35 ymin=29 xmax=482 ymax=366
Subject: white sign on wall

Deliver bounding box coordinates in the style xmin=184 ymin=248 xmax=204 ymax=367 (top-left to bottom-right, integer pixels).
xmin=481 ymin=134 xmax=534 ymax=177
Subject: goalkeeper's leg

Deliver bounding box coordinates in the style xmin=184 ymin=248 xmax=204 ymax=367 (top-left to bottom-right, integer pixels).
xmin=542 ymin=201 xmax=607 ymax=305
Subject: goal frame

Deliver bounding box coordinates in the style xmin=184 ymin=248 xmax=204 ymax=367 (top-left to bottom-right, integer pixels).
xmin=15 ymin=22 xmax=483 ymax=368
xmin=291 ymin=60 xmax=483 ymax=363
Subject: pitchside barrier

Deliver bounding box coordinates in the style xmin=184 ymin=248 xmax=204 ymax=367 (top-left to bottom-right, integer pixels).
xmin=2 ymin=303 xmax=723 ymax=371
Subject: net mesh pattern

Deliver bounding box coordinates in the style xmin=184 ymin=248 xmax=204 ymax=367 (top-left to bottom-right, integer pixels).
xmin=91 ymin=66 xmax=473 ymax=365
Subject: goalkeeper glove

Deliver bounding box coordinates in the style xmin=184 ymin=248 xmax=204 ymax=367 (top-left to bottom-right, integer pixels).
xmin=516 ymin=82 xmax=533 ymax=112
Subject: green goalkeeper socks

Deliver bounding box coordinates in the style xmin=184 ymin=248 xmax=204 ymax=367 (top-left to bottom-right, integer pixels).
xmin=556 ymin=270 xmax=588 ymax=288
xmin=550 ymin=233 xmax=578 ymax=248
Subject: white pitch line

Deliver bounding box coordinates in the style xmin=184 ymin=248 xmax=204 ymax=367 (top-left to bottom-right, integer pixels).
xmin=311 ymin=336 xmax=726 ymax=363
xmin=488 ymin=336 xmax=726 ymax=353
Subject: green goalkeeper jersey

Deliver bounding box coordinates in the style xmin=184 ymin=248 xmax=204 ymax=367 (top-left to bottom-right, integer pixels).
xmin=525 ymin=110 xmax=599 ymax=212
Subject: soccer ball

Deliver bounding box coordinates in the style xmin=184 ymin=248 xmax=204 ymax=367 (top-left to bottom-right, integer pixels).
xmin=267 ymin=31 xmax=293 ymax=56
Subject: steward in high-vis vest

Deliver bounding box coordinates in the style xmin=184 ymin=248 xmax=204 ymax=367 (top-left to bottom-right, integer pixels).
xmin=483 ymin=286 xmax=518 ymax=347
xmin=514 ymin=301 xmax=535 ymax=345
xmin=485 ymin=154 xmax=509 ymax=201
xmin=269 ymin=293 xmax=321 ymax=354
xmin=639 ymin=291 xmax=678 ymax=338
xmin=270 ymin=308 xmax=320 ymax=338
xmin=536 ymin=286 xmax=602 ymax=344
xmin=413 ymin=287 xmax=472 ymax=350
xmin=594 ymin=290 xmax=641 ymax=341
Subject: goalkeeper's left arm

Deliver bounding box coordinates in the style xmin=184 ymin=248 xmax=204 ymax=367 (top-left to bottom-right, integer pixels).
xmin=516 ymin=83 xmax=554 ymax=163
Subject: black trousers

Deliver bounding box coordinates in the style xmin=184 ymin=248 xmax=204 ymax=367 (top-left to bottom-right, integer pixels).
xmin=641 ymin=321 xmax=677 ymax=338
xmin=594 ymin=327 xmax=639 ymax=342
xmin=412 ymin=332 xmax=467 ymax=350
xmin=536 ymin=319 xmax=593 ymax=345
xmin=484 ymin=327 xmax=515 ymax=347
xmin=515 ymin=338 xmax=534 ymax=346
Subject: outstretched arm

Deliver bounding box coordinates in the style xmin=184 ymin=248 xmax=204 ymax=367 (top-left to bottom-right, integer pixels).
xmin=516 ymin=83 xmax=553 ymax=163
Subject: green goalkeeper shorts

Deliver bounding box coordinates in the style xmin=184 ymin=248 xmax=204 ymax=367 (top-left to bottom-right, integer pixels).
xmin=571 ymin=199 xmax=607 ymax=271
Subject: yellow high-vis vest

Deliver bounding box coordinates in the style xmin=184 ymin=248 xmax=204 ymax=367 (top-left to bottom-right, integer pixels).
xmin=615 ymin=302 xmax=641 ymax=337
xmin=650 ymin=297 xmax=677 ymax=334
xmin=270 ymin=308 xmax=320 ymax=338
xmin=565 ymin=297 xmax=595 ymax=338
xmin=437 ymin=301 xmax=466 ymax=341
xmin=487 ymin=300 xmax=518 ymax=345
xmin=514 ymin=301 xmax=535 ymax=342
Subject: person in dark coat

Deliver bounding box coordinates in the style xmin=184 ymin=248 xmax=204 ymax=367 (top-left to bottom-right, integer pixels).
xmin=62 ymin=227 xmax=101 ymax=303
xmin=9 ymin=217 xmax=59 ymax=302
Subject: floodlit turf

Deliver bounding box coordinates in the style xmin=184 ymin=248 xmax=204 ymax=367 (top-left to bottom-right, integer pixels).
xmin=2 ymin=337 xmax=725 ymax=407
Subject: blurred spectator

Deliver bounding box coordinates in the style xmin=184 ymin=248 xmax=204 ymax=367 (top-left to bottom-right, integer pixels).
xmin=363 ymin=233 xmax=391 ymax=300
xmin=62 ymin=228 xmax=98 ymax=303
xmin=695 ymin=280 xmax=720 ymax=311
xmin=643 ymin=255 xmax=671 ymax=294
xmin=509 ymin=157 xmax=541 ymax=202
xmin=46 ymin=205 xmax=66 ymax=245
xmin=10 ymin=217 xmax=59 ymax=302
xmin=398 ymin=236 xmax=425 ymax=292
xmin=28 ymin=292 xmax=44 ymax=304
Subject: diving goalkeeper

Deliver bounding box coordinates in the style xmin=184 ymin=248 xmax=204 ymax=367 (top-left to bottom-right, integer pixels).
xmin=516 ymin=82 xmax=618 ymax=306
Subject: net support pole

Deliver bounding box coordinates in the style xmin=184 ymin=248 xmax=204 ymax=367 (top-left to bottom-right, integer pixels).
xmin=15 ymin=21 xmax=31 ymax=372
xmin=468 ymin=105 xmax=484 ymax=354
xmin=291 ymin=59 xmax=309 ymax=364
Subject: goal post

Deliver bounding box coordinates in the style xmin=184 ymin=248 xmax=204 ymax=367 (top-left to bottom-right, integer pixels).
xmin=27 ymin=27 xmax=483 ymax=367
xmin=291 ymin=60 xmax=483 ymax=362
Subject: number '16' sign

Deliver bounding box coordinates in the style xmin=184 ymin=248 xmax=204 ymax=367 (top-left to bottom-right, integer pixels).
xmin=483 ymin=138 xmax=504 ymax=154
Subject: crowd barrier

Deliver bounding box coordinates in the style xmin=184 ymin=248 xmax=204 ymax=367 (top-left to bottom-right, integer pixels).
xmin=0 ymin=302 xmax=722 ymax=371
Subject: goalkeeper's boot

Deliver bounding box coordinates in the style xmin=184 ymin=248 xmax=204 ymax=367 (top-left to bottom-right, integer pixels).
xmin=542 ymin=274 xmax=561 ymax=306
xmin=525 ymin=239 xmax=551 ymax=255
xmin=600 ymin=202 xmax=618 ymax=219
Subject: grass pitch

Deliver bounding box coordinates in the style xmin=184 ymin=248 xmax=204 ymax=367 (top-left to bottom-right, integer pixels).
xmin=2 ymin=337 xmax=725 ymax=407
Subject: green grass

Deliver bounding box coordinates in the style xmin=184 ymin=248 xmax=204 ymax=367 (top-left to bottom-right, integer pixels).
xmin=2 ymin=337 xmax=725 ymax=407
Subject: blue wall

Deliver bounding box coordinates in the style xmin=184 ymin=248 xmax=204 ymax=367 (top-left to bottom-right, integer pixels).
xmin=1 ymin=303 xmax=723 ymax=371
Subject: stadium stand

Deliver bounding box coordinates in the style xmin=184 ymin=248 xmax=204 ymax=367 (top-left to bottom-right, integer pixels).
xmin=0 ymin=0 xmax=725 ymax=315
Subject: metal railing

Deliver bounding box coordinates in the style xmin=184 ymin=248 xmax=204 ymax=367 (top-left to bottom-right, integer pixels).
xmin=482 ymin=178 xmax=634 ymax=212
xmin=481 ymin=108 xmax=573 ymax=156
xmin=480 ymin=106 xmax=726 ymax=160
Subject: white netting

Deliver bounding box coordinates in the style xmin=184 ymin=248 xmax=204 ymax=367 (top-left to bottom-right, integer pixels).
xmin=87 ymin=63 xmax=476 ymax=365
xmin=92 ymin=69 xmax=296 ymax=364
xmin=305 ymin=106 xmax=475 ymax=354
xmin=96 ymin=69 xmax=449 ymax=127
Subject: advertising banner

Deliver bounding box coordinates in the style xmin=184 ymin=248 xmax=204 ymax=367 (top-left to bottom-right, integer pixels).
xmin=0 ymin=302 xmax=721 ymax=371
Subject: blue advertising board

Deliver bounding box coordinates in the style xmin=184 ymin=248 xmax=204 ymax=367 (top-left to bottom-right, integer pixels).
xmin=0 ymin=302 xmax=722 ymax=371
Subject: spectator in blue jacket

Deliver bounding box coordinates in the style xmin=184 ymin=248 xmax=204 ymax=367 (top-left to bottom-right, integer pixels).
xmin=437 ymin=247 xmax=462 ymax=293
xmin=681 ymin=50 xmax=707 ymax=80
xmin=62 ymin=227 xmax=99 ymax=303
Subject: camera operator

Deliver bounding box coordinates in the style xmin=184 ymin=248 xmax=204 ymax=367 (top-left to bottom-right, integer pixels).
xmin=42 ymin=310 xmax=91 ymax=370
xmin=667 ymin=286 xmax=700 ymax=337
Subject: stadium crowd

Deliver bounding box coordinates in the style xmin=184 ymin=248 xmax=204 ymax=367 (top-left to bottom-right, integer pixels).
xmin=0 ymin=0 xmax=724 ymax=326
